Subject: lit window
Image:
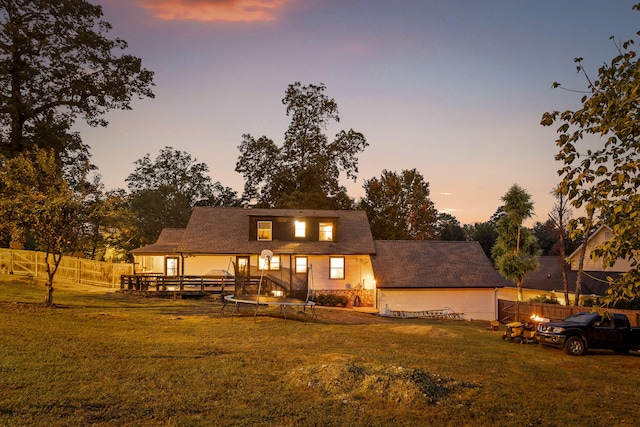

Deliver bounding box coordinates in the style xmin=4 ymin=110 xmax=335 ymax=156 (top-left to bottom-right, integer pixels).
xmin=329 ymin=257 xmax=345 ymax=279
xmin=257 ymin=221 xmax=272 ymax=241
xmin=295 ymin=257 xmax=308 ymax=273
xmin=319 ymin=222 xmax=333 ymax=241
xmin=295 ymin=220 xmax=306 ymax=238
xmin=259 ymin=255 xmax=280 ymax=270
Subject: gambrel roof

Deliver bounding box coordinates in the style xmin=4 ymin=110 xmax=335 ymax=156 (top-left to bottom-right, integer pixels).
xmin=131 ymin=207 xmax=376 ymax=255
xmin=372 ymin=240 xmax=504 ymax=289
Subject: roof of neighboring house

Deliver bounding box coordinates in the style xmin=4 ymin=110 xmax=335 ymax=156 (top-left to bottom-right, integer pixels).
xmin=131 ymin=207 xmax=376 ymax=255
xmin=130 ymin=228 xmax=184 ymax=254
xmin=372 ymin=240 xmax=504 ymax=289
xmin=519 ymin=256 xmax=615 ymax=296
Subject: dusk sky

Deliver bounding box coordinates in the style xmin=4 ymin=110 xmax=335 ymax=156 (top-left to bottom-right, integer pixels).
xmin=76 ymin=0 xmax=640 ymax=225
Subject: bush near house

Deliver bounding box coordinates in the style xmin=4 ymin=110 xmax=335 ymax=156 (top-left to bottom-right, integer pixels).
xmin=311 ymin=293 xmax=350 ymax=307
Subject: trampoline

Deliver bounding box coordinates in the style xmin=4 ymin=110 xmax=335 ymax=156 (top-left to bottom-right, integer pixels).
xmin=222 ymin=250 xmax=317 ymax=322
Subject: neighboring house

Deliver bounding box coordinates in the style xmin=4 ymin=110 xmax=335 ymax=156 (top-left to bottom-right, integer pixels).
xmin=497 ymin=256 xmax=615 ymax=305
xmin=567 ymin=225 xmax=633 ymax=272
xmin=130 ymin=207 xmax=377 ymax=301
xmin=371 ymin=241 xmax=504 ymax=321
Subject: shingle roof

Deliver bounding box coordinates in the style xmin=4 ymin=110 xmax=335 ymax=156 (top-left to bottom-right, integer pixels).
xmin=133 ymin=207 xmax=376 ymax=255
xmin=372 ymin=240 xmax=504 ymax=289
xmin=520 ymin=256 xmax=614 ymax=296
xmin=130 ymin=228 xmax=184 ymax=254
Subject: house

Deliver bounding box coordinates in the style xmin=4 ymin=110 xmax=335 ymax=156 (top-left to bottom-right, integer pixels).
xmin=496 ymin=256 xmax=615 ymax=305
xmin=567 ymin=225 xmax=632 ymax=272
xmin=371 ymin=240 xmax=504 ymax=320
xmin=497 ymin=226 xmax=628 ymax=304
xmin=130 ymin=207 xmax=377 ymax=303
xmin=131 ymin=208 xmax=507 ymax=320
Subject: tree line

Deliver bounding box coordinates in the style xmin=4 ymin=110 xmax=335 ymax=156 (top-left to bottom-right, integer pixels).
xmin=1 ymin=1 xmax=639 ymax=309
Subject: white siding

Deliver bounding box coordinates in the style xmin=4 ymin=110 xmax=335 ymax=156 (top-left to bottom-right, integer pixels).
xmin=160 ymin=253 xmax=375 ymax=292
xmin=569 ymin=227 xmax=633 ymax=272
xmin=307 ymin=255 xmax=375 ymax=291
xmin=378 ymin=288 xmax=498 ymax=321
xmin=134 ymin=255 xmax=165 ymax=274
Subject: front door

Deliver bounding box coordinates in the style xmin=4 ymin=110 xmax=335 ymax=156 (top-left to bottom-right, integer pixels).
xmin=165 ymin=257 xmax=179 ymax=276
xmin=236 ymin=256 xmax=250 ymax=295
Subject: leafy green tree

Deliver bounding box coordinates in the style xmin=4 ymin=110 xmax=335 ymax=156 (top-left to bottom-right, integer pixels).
xmin=127 ymin=147 xmax=239 ymax=246
xmin=541 ymin=7 xmax=640 ymax=306
xmin=0 ymin=0 xmax=154 ymax=158
xmin=492 ymin=184 xmax=540 ymax=301
xmin=532 ymin=221 xmax=556 ymax=256
xmin=359 ymin=169 xmax=438 ymax=240
xmin=0 ymin=149 xmax=85 ymax=305
xmin=435 ymin=213 xmax=466 ymax=241
xmin=236 ymin=82 xmax=367 ymax=209
xmin=465 ymin=221 xmax=498 ymax=259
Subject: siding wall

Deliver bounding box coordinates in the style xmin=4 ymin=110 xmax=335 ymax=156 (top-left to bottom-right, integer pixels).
xmin=378 ymin=288 xmax=498 ymax=321
xmin=134 ymin=253 xmax=375 ymax=291
xmin=570 ymin=228 xmax=633 ymax=272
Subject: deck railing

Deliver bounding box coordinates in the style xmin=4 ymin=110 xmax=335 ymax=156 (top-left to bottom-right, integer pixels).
xmin=120 ymin=274 xmax=234 ymax=293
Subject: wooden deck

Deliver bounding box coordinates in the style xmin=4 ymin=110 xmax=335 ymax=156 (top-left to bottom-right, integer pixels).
xmin=119 ymin=274 xmax=235 ymax=297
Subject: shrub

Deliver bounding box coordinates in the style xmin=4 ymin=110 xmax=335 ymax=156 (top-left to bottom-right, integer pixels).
xmin=312 ymin=293 xmax=349 ymax=307
xmin=528 ymin=295 xmax=559 ymax=304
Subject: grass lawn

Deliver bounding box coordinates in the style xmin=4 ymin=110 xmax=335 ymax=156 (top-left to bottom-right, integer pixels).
xmin=1 ymin=276 xmax=639 ymax=426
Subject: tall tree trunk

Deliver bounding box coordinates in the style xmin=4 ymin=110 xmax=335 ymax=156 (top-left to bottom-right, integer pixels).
xmin=574 ymin=232 xmax=590 ymax=306
xmin=516 ymin=278 xmax=523 ymax=302
xmin=561 ymin=257 xmax=570 ymax=305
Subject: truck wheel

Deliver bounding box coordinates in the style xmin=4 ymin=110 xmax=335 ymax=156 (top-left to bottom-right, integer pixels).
xmin=514 ymin=337 xmax=523 ymax=344
xmin=564 ymin=336 xmax=585 ymax=356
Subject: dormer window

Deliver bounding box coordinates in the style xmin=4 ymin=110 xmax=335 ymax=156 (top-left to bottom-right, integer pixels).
xmin=295 ymin=220 xmax=306 ymax=238
xmin=319 ymin=222 xmax=334 ymax=241
xmin=257 ymin=221 xmax=272 ymax=241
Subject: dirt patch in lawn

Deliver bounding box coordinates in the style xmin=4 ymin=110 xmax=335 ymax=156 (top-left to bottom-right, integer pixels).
xmin=287 ymin=361 xmax=481 ymax=407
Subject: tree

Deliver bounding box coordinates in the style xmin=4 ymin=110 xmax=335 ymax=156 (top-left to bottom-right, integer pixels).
xmin=491 ymin=184 xmax=540 ymax=301
xmin=547 ymin=190 xmax=573 ymax=305
xmin=126 ymin=146 xmax=239 ymax=246
xmin=236 ymin=82 xmax=367 ymax=209
xmin=541 ymin=6 xmax=640 ymax=306
xmin=466 ymin=221 xmax=498 ymax=259
xmin=435 ymin=213 xmax=466 ymax=241
xmin=359 ymin=169 xmax=438 ymax=240
xmin=0 ymin=0 xmax=155 ymax=158
xmin=532 ymin=221 xmax=556 ymax=256
xmin=0 ymin=149 xmax=85 ymax=305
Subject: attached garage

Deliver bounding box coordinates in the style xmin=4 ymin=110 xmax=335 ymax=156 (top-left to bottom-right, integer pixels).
xmin=372 ymin=241 xmax=504 ymax=321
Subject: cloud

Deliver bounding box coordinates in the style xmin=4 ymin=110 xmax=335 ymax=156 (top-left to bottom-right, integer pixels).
xmin=139 ymin=0 xmax=291 ymax=23
xmin=438 ymin=208 xmax=459 ymax=214
xmin=439 ymin=192 xmax=454 ymax=196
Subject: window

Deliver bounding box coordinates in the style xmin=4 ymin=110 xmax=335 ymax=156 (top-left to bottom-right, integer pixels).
xmin=257 ymin=221 xmax=272 ymax=241
xmin=329 ymin=257 xmax=345 ymax=279
xmin=259 ymin=255 xmax=280 ymax=270
xmin=295 ymin=256 xmax=308 ymax=273
xmin=319 ymin=222 xmax=334 ymax=241
xmin=295 ymin=220 xmax=306 ymax=238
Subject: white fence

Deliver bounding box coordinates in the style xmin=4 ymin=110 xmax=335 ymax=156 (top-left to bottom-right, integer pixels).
xmin=0 ymin=248 xmax=134 ymax=288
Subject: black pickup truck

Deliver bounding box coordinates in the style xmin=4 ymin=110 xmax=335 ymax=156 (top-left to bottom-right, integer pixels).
xmin=535 ymin=312 xmax=640 ymax=356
